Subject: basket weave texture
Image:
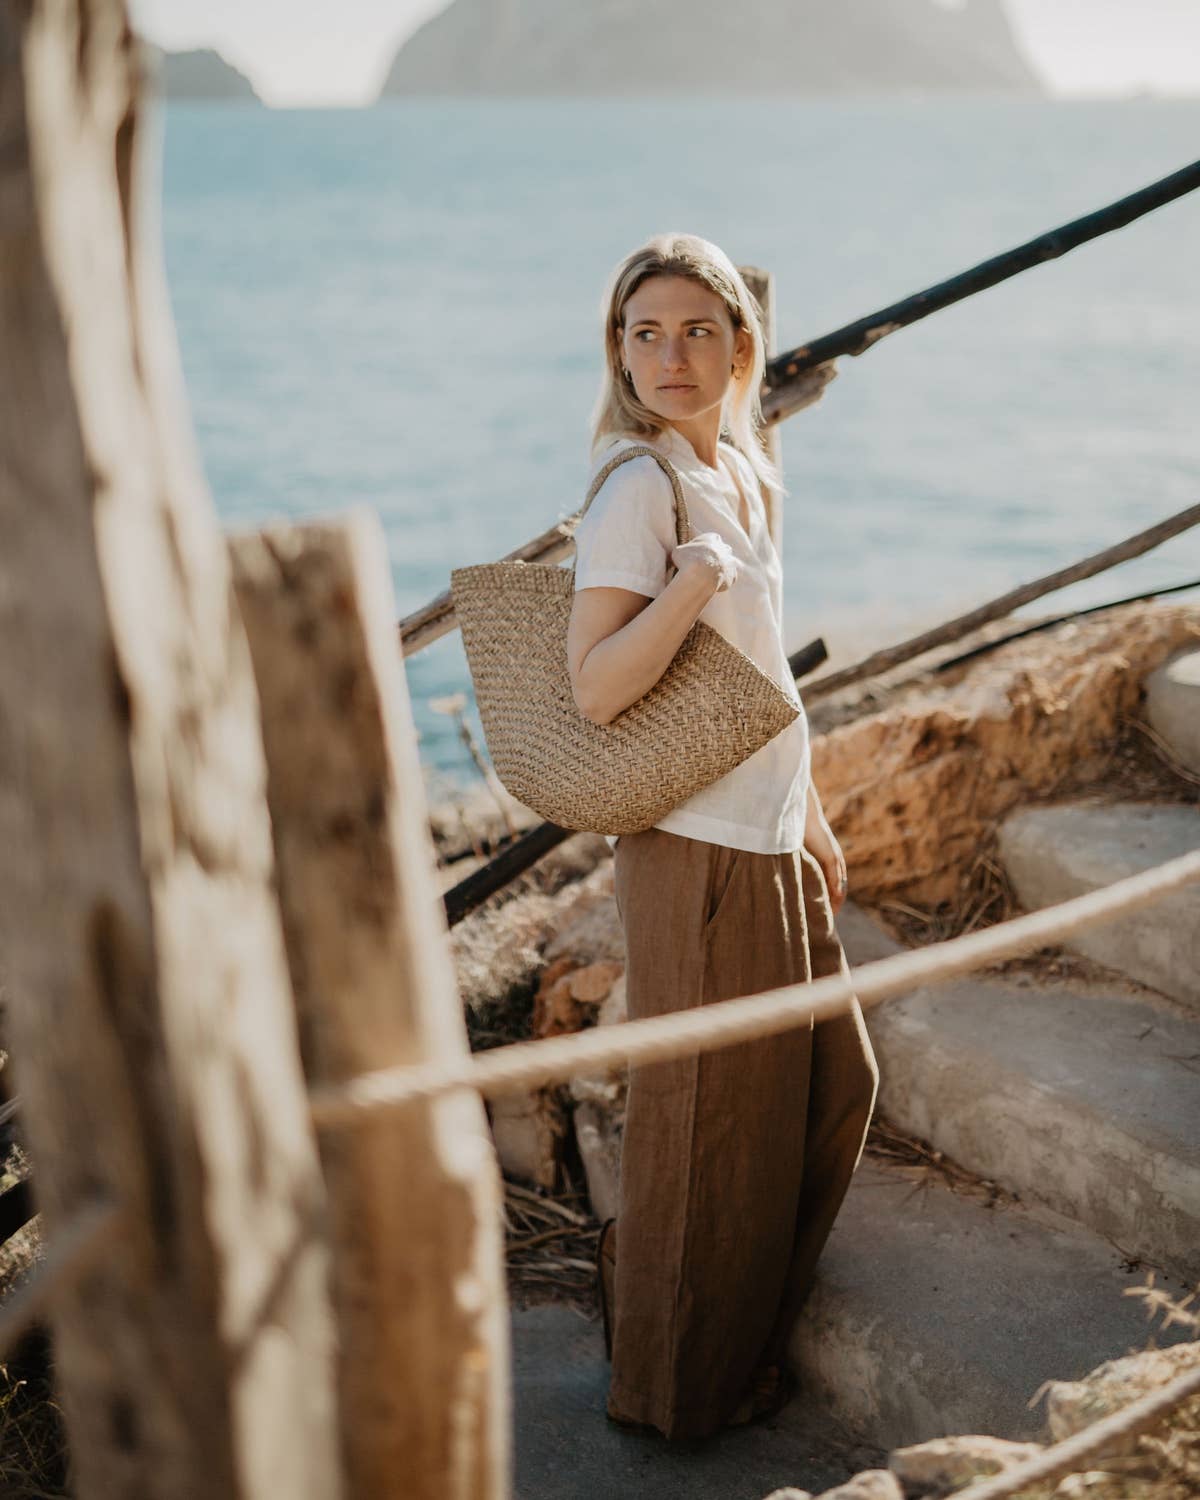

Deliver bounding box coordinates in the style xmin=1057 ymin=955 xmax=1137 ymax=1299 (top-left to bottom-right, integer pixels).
xmin=450 ymin=443 xmax=800 ymax=835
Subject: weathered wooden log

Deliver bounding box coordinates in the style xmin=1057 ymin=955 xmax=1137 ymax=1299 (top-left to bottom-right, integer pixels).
xmin=803 ymin=501 xmax=1200 ymax=700
xmin=399 ymin=515 xmax=577 ymax=657
xmin=0 ymin=1180 xmax=34 ymax=1246
xmin=930 ymin=574 xmax=1200 ymax=677
xmin=0 ymin=7 xmax=341 ymax=1497
xmin=228 ymin=513 xmax=510 ymax=1500
xmin=443 ymin=820 xmax=576 ymax=927
xmin=397 ymin=154 xmax=1200 ymax=663
xmin=762 ymin=155 xmax=1200 ymax=406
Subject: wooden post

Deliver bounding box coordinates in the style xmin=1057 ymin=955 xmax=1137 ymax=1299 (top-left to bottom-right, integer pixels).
xmin=0 ymin=7 xmax=342 ymax=1497
xmin=228 ymin=514 xmax=511 ymax=1500
xmin=740 ymin=264 xmax=784 ymax=553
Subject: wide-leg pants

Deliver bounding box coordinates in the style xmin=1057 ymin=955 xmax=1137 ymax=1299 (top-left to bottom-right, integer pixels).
xmin=607 ymin=827 xmax=879 ymax=1440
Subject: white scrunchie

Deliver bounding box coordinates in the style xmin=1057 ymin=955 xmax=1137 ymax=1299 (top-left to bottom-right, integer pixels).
xmin=669 ymin=531 xmax=739 ymax=592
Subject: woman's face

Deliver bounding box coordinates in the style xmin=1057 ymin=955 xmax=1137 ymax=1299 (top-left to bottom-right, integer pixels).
xmin=619 ymin=274 xmax=752 ymax=425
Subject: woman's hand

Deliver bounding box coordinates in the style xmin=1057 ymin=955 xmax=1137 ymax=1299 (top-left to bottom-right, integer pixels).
xmin=669 ymin=531 xmax=739 ymax=593
xmin=804 ymin=811 xmax=849 ymax=915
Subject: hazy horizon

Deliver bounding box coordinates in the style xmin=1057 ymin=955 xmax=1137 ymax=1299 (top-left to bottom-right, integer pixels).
xmin=128 ymin=0 xmax=1200 ymax=109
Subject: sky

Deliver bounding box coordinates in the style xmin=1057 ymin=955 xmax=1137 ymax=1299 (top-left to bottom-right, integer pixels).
xmin=127 ymin=0 xmax=1200 ymax=109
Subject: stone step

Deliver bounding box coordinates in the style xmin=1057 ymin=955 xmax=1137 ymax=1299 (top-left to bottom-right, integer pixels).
xmin=787 ymin=1155 xmax=1196 ymax=1451
xmin=1145 ymin=645 xmax=1200 ymax=776
xmin=837 ymin=902 xmax=1200 ymax=1282
xmin=511 ymin=1303 xmax=885 ymax=1499
xmin=995 ymin=798 xmax=1200 ymax=1009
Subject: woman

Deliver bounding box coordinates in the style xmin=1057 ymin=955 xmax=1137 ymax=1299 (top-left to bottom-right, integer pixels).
xmin=566 ymin=232 xmax=879 ymax=1441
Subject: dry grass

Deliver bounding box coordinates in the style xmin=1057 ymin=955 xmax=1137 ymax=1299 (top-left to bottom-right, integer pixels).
xmin=502 ymin=1175 xmax=601 ymax=1316
xmin=872 ymin=840 xmax=1020 ymax=950
xmin=862 ymin=1117 xmax=1020 ymax=1214
xmin=0 ymin=1330 xmax=68 ymax=1500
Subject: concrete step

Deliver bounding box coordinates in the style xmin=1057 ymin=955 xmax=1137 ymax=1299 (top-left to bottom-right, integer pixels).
xmin=511 ymin=1303 xmax=885 ymax=1500
xmin=787 ymin=1155 xmax=1196 ymax=1451
xmin=995 ymin=798 xmax=1200 ymax=1009
xmin=1145 ymin=645 xmax=1200 ymax=776
xmin=838 ymin=901 xmax=1200 ymax=1282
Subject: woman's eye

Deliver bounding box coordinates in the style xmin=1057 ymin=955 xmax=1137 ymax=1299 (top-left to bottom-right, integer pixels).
xmin=633 ymin=327 xmax=710 ymax=341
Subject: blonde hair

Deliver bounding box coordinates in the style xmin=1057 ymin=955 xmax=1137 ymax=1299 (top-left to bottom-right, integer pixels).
xmin=588 ymin=232 xmax=786 ymax=504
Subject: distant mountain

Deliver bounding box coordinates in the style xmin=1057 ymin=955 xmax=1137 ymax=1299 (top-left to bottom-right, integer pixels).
xmin=151 ymin=47 xmax=263 ymax=104
xmin=378 ymin=0 xmax=1045 ymax=98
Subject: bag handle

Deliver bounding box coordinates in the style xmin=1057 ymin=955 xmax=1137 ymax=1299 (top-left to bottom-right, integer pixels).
xmin=569 ymin=444 xmax=693 ymax=583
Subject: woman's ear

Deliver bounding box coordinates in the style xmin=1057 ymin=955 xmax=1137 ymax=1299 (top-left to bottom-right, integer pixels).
xmin=733 ymin=323 xmax=754 ymax=378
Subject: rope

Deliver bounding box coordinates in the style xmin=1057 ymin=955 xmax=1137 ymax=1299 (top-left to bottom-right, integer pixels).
xmin=0 ymin=1198 xmax=121 ymax=1361
xmin=309 ymin=846 xmax=1200 ymax=1126
xmin=945 ymin=1354 xmax=1200 ymax=1500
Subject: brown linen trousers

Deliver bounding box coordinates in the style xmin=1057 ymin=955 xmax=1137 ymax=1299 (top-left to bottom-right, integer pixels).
xmin=606 ymin=826 xmax=880 ymax=1440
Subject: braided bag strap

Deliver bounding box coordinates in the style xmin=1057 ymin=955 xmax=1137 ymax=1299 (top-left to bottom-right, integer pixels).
xmin=568 ymin=444 xmax=692 ymax=581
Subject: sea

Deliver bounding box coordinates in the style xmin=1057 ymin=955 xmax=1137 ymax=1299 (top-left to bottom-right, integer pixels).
xmin=157 ymin=96 xmax=1200 ymax=797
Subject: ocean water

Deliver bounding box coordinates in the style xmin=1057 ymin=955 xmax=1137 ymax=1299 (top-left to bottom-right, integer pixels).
xmin=158 ymin=97 xmax=1200 ymax=794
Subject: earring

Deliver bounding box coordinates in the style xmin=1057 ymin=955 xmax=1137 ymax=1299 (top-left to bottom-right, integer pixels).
xmin=623 ymin=367 xmax=632 ymax=380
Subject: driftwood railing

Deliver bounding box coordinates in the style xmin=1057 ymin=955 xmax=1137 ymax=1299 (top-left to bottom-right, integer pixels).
xmin=404 ymin=160 xmax=1200 ymax=925
xmin=760 ymin=156 xmax=1200 ymax=406
xmin=436 ymin=499 xmax=1200 ymax=927
xmin=397 ymin=155 xmax=1200 ymax=659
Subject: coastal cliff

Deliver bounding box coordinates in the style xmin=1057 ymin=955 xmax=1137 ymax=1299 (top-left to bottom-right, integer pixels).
xmin=379 ymin=0 xmax=1044 ymax=98
xmin=152 ymin=47 xmax=263 ymax=104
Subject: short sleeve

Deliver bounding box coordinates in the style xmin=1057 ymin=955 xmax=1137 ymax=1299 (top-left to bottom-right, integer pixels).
xmin=572 ymin=454 xmax=677 ymax=599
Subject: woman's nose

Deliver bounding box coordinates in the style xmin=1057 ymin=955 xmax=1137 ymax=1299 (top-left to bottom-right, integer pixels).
xmin=663 ymin=337 xmax=689 ymax=369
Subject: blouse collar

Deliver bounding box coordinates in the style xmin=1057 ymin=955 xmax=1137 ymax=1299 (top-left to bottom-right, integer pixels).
xmin=657 ymin=424 xmax=728 ymax=476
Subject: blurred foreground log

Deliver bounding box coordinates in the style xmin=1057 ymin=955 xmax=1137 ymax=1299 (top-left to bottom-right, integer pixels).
xmin=230 ymin=515 xmax=510 ymax=1500
xmin=0 ymin=5 xmax=341 ymax=1497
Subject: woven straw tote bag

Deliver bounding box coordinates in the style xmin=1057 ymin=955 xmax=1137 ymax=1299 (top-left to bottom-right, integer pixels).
xmin=449 ymin=443 xmax=800 ymax=835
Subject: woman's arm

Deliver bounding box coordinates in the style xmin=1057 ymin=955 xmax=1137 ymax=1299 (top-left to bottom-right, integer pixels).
xmin=567 ymin=563 xmax=719 ymax=726
xmin=803 ymin=777 xmax=849 ymax=914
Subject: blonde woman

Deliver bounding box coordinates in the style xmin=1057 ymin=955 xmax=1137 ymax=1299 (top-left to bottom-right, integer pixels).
xmin=567 ymin=233 xmax=879 ymax=1440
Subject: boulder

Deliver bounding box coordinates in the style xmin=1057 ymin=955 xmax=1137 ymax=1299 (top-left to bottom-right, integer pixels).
xmin=1041 ymin=1341 xmax=1200 ymax=1457
xmin=808 ymin=603 xmax=1200 ymax=905
xmin=448 ymin=855 xmax=614 ymax=1011
xmin=571 ymin=1101 xmax=621 ymax=1224
xmin=888 ymin=1434 xmax=1044 ymax=1495
xmin=487 ymin=1088 xmax=567 ymax=1191
xmin=1143 ymin=645 xmax=1200 ymax=775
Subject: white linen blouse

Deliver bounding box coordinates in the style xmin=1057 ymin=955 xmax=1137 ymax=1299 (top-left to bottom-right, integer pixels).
xmin=571 ymin=424 xmax=811 ymax=855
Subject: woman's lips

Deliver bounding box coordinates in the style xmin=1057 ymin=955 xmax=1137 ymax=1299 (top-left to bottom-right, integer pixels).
xmin=659 ymin=383 xmax=696 ymax=390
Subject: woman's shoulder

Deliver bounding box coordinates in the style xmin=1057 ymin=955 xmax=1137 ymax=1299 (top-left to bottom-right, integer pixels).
xmin=587 ymin=435 xmax=676 ymax=503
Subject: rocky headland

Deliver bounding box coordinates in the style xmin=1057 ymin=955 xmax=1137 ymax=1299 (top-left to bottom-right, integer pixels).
xmin=149 ymin=46 xmax=263 ymax=104
xmin=379 ymin=0 xmax=1045 ymax=99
